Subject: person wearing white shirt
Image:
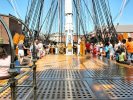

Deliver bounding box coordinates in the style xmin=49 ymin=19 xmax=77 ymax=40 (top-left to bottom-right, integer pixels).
xmin=38 ymin=41 xmax=44 ymax=58
xmin=0 ymin=46 xmax=11 ymax=78
xmin=77 ymin=38 xmax=81 ymax=55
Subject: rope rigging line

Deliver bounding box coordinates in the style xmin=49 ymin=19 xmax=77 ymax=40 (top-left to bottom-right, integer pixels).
xmin=30 ymin=0 xmax=41 ymax=30
xmin=43 ymin=0 xmax=58 ymax=41
xmin=47 ymin=2 xmax=58 ymax=35
xmin=91 ymin=0 xmax=101 ymax=30
xmin=82 ymin=0 xmax=95 ymax=26
xmin=24 ymin=0 xmax=45 ymax=36
xmin=74 ymin=0 xmax=80 ymax=42
xmin=113 ymin=0 xmax=130 ymax=22
xmin=25 ymin=0 xmax=31 ymax=22
xmin=13 ymin=0 xmax=22 ymax=18
xmin=83 ymin=0 xmax=95 ymax=35
xmin=81 ymin=0 xmax=94 ymax=37
xmin=91 ymin=0 xmax=116 ymax=43
xmin=7 ymin=0 xmax=21 ymax=18
xmin=51 ymin=9 xmax=58 ymax=34
xmin=60 ymin=0 xmax=64 ymax=43
xmin=38 ymin=0 xmax=45 ymax=30
xmin=100 ymin=0 xmax=111 ymax=42
xmin=80 ymin=0 xmax=87 ymax=34
xmin=35 ymin=0 xmax=45 ymax=31
xmin=92 ymin=0 xmax=117 ymax=43
xmin=95 ymin=0 xmax=106 ymax=29
xmin=30 ymin=0 xmax=45 ymax=30
xmin=100 ymin=0 xmax=112 ymax=28
xmin=91 ymin=0 xmax=103 ymax=42
xmin=43 ymin=0 xmax=56 ymax=35
xmin=100 ymin=0 xmax=117 ymax=43
xmin=74 ymin=0 xmax=78 ymax=42
xmin=39 ymin=0 xmax=56 ymax=33
xmin=25 ymin=0 xmax=37 ymax=27
xmin=58 ymin=0 xmax=61 ymax=42
xmin=73 ymin=0 xmax=87 ymax=40
xmin=80 ymin=0 xmax=89 ymax=35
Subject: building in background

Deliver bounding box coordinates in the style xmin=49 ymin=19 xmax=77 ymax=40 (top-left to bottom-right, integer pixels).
xmin=115 ymin=25 xmax=133 ymax=41
xmin=115 ymin=25 xmax=133 ymax=37
xmin=49 ymin=32 xmax=85 ymax=43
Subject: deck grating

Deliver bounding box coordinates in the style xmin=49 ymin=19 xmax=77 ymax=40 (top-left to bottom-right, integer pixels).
xmin=98 ymin=79 xmax=133 ymax=99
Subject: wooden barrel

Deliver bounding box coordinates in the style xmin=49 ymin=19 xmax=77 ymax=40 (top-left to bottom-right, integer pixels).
xmin=0 ymin=37 xmax=3 ymax=44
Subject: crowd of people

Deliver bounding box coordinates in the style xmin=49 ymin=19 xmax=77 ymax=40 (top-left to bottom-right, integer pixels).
xmin=29 ymin=38 xmax=86 ymax=58
xmin=89 ymin=37 xmax=133 ymax=66
xmin=0 ymin=37 xmax=132 ymax=69
xmin=29 ymin=40 xmax=66 ymax=59
xmin=27 ymin=37 xmax=133 ymax=67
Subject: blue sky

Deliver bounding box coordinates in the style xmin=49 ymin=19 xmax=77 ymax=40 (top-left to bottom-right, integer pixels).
xmin=109 ymin=0 xmax=133 ymax=25
xmin=0 ymin=0 xmax=133 ymax=33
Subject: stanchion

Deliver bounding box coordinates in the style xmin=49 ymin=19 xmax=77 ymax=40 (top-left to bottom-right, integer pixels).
xmin=33 ymin=58 xmax=37 ymax=100
xmin=0 ymin=16 xmax=17 ymax=100
xmin=32 ymin=30 xmax=38 ymax=100
xmin=9 ymin=63 xmax=17 ymax=100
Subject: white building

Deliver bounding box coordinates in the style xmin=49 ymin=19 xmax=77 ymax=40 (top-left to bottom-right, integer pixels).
xmin=115 ymin=25 xmax=133 ymax=37
xmin=49 ymin=33 xmax=65 ymax=42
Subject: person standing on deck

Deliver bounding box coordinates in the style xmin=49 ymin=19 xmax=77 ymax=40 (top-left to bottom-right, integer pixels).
xmin=17 ymin=40 xmax=27 ymax=65
xmin=109 ymin=42 xmax=115 ymax=60
xmin=85 ymin=41 xmax=90 ymax=54
xmin=99 ymin=42 xmax=103 ymax=56
xmin=38 ymin=41 xmax=44 ymax=58
xmin=80 ymin=38 xmax=85 ymax=56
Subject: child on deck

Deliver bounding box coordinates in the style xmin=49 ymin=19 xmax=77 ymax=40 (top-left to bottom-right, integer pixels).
xmin=118 ymin=48 xmax=130 ymax=65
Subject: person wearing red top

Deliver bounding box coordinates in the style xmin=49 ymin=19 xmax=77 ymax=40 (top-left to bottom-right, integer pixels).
xmin=93 ymin=44 xmax=97 ymax=55
xmin=85 ymin=41 xmax=90 ymax=53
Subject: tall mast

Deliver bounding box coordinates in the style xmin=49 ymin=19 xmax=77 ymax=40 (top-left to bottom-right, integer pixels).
xmin=65 ymin=0 xmax=73 ymax=55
